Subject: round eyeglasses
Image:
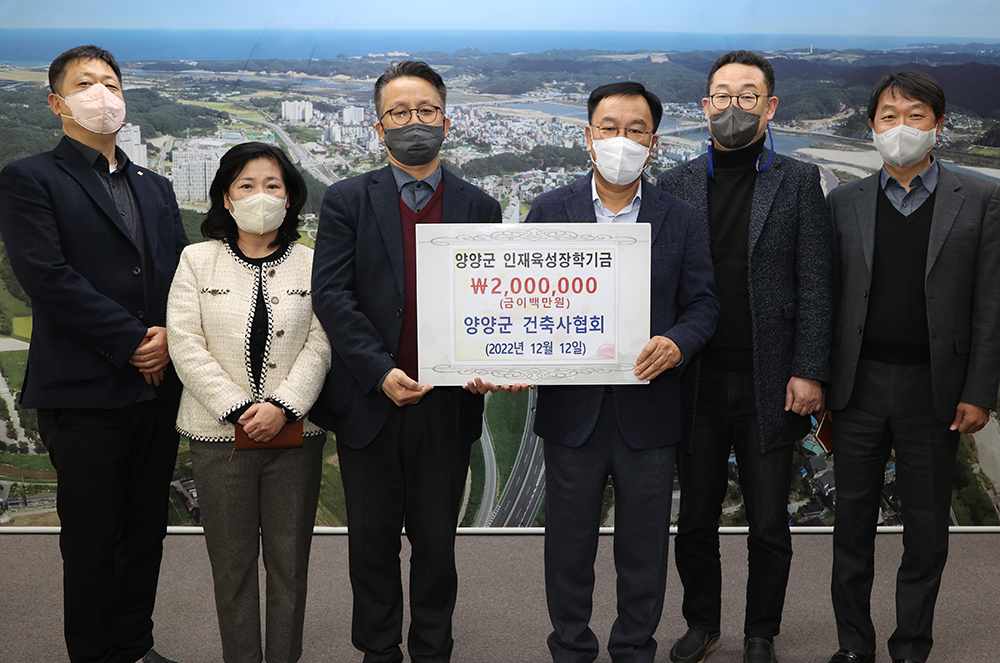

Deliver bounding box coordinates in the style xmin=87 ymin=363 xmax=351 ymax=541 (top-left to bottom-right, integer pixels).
xmin=381 ymin=104 xmax=443 ymax=126
xmin=709 ymin=93 xmax=764 ymax=111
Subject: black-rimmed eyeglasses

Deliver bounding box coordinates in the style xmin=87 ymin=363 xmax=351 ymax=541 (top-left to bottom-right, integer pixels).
xmin=381 ymin=105 xmax=443 ymax=126
xmin=709 ymin=93 xmax=764 ymax=111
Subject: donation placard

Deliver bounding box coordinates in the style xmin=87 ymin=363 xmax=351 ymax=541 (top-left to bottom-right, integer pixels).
xmin=416 ymin=223 xmax=651 ymax=385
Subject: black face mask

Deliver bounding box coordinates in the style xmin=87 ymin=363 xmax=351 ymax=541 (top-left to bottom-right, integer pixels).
xmin=709 ymin=104 xmax=764 ymax=150
xmin=382 ymin=123 xmax=445 ymax=166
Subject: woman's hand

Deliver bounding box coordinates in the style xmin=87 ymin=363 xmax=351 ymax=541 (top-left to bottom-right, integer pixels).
xmin=238 ymin=402 xmax=287 ymax=443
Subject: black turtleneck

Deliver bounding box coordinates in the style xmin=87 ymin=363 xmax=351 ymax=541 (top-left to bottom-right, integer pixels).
xmin=702 ymin=136 xmax=766 ymax=371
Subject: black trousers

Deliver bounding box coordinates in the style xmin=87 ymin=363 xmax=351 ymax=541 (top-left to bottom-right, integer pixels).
xmin=674 ymin=367 xmax=794 ymax=639
xmin=39 ymin=399 xmax=179 ymax=663
xmin=337 ymin=388 xmax=470 ymax=663
xmin=831 ymin=359 xmax=958 ymax=662
xmin=544 ymin=390 xmax=676 ymax=663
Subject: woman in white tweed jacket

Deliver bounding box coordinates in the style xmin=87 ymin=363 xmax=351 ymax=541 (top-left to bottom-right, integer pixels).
xmin=166 ymin=142 xmax=330 ymax=663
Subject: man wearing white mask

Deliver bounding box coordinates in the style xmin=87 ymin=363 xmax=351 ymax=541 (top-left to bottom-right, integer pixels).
xmin=525 ymin=82 xmax=719 ymax=663
xmin=824 ymin=71 xmax=1000 ymax=663
xmin=657 ymin=50 xmax=832 ymax=663
xmin=0 ymin=46 xmax=187 ymax=663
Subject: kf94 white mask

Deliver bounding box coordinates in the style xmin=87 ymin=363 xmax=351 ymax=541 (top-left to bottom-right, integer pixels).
xmin=229 ymin=192 xmax=287 ymax=235
xmin=591 ymin=136 xmax=651 ymax=185
xmin=872 ymin=124 xmax=938 ymax=169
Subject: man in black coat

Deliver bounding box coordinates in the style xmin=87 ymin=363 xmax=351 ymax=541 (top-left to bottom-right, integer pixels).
xmin=528 ymin=82 xmax=719 ymax=663
xmin=657 ymin=50 xmax=832 ymax=663
xmin=0 ymin=46 xmax=187 ymax=663
xmin=310 ymin=61 xmax=501 ymax=663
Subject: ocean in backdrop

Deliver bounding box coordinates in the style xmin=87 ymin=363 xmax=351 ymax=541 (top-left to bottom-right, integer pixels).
xmin=2 ymin=29 xmax=996 ymax=65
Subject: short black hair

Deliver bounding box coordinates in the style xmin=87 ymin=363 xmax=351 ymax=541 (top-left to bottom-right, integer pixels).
xmin=867 ymin=71 xmax=946 ymax=122
xmin=48 ymin=45 xmax=122 ymax=95
xmin=707 ymin=50 xmax=775 ymax=97
xmin=373 ymin=61 xmax=447 ymax=118
xmin=587 ymin=82 xmax=663 ymax=132
xmin=202 ymin=142 xmax=306 ymax=246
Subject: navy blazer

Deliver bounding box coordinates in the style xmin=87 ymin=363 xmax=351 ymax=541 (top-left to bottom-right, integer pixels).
xmin=658 ymin=149 xmax=833 ymax=453
xmin=827 ymin=164 xmax=1000 ymax=422
xmin=311 ymin=165 xmax=502 ymax=450
xmin=525 ymin=173 xmax=719 ymax=450
xmin=0 ymin=136 xmax=188 ymax=408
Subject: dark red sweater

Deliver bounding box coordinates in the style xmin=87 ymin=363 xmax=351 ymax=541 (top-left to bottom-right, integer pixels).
xmin=397 ymin=181 xmax=444 ymax=380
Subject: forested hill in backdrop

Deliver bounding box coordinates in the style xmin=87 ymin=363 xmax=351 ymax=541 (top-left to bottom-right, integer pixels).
xmin=4 ymin=44 xmax=1000 ymax=173
xmin=132 ymin=45 xmax=1000 ymax=125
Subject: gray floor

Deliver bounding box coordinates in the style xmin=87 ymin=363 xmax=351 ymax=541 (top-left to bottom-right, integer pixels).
xmin=1 ymin=532 xmax=997 ymax=662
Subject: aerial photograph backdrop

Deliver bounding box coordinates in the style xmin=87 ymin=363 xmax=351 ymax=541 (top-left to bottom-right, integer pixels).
xmin=1 ymin=0 xmax=999 ymax=530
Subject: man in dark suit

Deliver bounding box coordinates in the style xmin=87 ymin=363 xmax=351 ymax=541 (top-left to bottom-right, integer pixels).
xmin=657 ymin=51 xmax=832 ymax=663
xmin=526 ymin=82 xmax=719 ymax=663
xmin=825 ymin=71 xmax=1000 ymax=663
xmin=310 ymin=61 xmax=501 ymax=663
xmin=0 ymin=46 xmax=187 ymax=663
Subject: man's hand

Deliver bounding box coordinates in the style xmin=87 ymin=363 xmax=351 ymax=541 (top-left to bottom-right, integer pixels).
xmin=382 ymin=368 xmax=433 ymax=406
xmin=634 ymin=336 xmax=682 ymax=382
xmin=463 ymin=377 xmax=534 ymax=394
xmin=464 ymin=377 xmax=499 ymax=395
xmin=501 ymin=383 xmax=535 ymax=394
xmin=238 ymin=402 xmax=287 ymax=443
xmin=784 ymin=377 xmax=823 ymax=416
xmin=951 ymin=402 xmax=990 ymax=434
xmin=142 ymin=369 xmax=166 ymax=387
xmin=129 ymin=326 xmax=170 ymax=380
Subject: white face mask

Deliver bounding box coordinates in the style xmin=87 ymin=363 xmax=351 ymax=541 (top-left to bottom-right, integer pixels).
xmin=58 ymin=83 xmax=126 ymax=135
xmin=590 ymin=136 xmax=651 ymax=185
xmin=872 ymin=123 xmax=938 ymax=169
xmin=228 ymin=192 xmax=287 ymax=235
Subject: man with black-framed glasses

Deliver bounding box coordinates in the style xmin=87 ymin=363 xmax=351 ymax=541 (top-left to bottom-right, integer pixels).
xmin=657 ymin=50 xmax=832 ymax=663
xmin=311 ymin=60 xmax=501 ymax=663
xmin=526 ymin=81 xmax=719 ymax=663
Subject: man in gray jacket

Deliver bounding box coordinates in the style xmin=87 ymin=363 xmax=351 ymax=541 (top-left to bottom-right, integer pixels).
xmin=824 ymin=71 xmax=1000 ymax=663
xmin=657 ymin=50 xmax=832 ymax=663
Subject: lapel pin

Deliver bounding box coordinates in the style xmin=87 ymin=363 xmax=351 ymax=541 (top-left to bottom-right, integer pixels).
xmin=137 ymin=171 xmax=144 ymax=176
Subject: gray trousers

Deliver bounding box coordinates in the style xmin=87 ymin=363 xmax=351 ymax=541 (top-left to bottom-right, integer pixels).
xmin=191 ymin=436 xmax=324 ymax=663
